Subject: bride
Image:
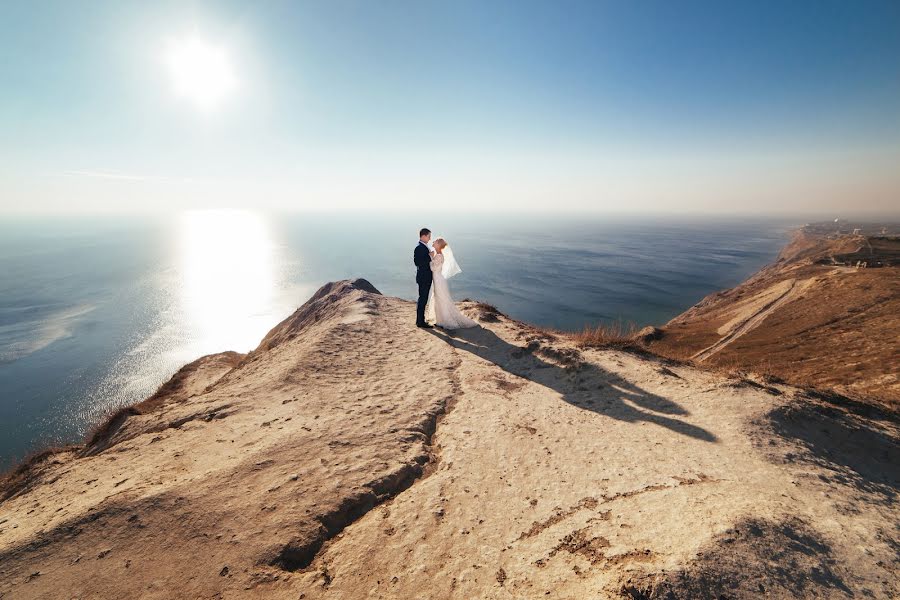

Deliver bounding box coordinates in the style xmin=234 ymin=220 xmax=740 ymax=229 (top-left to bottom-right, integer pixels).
xmin=425 ymin=238 xmax=478 ymax=329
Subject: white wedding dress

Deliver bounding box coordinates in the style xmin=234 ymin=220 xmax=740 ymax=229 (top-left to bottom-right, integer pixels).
xmin=425 ymin=253 xmax=477 ymax=329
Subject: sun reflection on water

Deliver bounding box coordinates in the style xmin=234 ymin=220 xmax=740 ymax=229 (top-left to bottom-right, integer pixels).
xmin=84 ymin=210 xmax=299 ymax=427
xmin=178 ymin=209 xmax=277 ymax=357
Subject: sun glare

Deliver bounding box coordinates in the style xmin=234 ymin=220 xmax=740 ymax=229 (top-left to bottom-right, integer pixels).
xmin=179 ymin=210 xmax=275 ymax=355
xmin=165 ymin=37 xmax=237 ymax=110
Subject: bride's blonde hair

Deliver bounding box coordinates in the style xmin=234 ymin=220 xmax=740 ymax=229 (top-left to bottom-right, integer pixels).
xmin=434 ymin=238 xmax=448 ymax=251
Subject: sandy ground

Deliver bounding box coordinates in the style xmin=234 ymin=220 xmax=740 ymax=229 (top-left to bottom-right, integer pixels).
xmin=1 ymin=279 xmax=897 ymax=599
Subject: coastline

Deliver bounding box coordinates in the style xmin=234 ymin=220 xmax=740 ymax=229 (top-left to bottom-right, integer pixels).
xmin=0 ymin=216 xmax=791 ymax=469
xmin=1 ymin=277 xmax=897 ymax=599
xmin=4 ymin=223 xmax=897 ymax=482
xmin=648 ymin=224 xmax=900 ymax=405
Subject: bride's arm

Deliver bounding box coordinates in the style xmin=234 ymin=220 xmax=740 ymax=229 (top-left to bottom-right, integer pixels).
xmin=430 ymin=254 xmax=443 ymax=272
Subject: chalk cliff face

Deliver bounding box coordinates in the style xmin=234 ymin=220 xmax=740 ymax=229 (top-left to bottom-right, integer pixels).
xmin=650 ymin=230 xmax=900 ymax=405
xmin=1 ymin=278 xmax=898 ymax=599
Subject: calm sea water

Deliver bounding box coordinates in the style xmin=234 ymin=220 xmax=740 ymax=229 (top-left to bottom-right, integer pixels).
xmin=0 ymin=212 xmax=793 ymax=466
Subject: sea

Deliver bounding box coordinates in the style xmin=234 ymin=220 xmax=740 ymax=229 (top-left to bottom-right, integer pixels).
xmin=0 ymin=212 xmax=795 ymax=466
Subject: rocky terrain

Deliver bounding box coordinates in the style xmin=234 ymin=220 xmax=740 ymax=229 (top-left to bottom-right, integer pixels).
xmin=649 ymin=225 xmax=900 ymax=405
xmin=1 ymin=278 xmax=898 ymax=599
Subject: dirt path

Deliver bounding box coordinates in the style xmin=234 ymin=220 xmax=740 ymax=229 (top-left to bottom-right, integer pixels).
xmin=692 ymin=278 xmax=805 ymax=362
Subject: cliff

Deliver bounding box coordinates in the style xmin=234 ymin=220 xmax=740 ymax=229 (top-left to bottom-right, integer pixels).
xmin=649 ymin=228 xmax=900 ymax=405
xmin=1 ymin=278 xmax=897 ymax=599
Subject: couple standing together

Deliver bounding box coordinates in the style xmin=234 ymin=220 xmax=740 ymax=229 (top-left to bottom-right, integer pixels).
xmin=413 ymin=228 xmax=477 ymax=330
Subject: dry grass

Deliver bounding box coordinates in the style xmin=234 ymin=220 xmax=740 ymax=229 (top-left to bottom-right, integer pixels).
xmin=698 ymin=355 xmax=789 ymax=386
xmin=463 ymin=300 xmax=502 ymax=323
xmin=2 ymin=351 xmax=245 ymax=493
xmin=570 ymin=321 xmax=641 ymax=350
xmin=137 ymin=351 xmax=243 ymax=413
xmin=0 ymin=445 xmax=78 ymax=502
xmin=3 ymin=386 xmax=156 ymax=494
xmin=82 ymin=404 xmax=143 ymax=453
xmin=83 ymin=351 xmax=244 ymax=455
xmin=0 ymin=405 xmax=149 ymax=501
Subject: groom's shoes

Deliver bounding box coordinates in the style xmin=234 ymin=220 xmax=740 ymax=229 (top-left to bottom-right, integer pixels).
xmin=416 ymin=322 xmax=434 ymax=329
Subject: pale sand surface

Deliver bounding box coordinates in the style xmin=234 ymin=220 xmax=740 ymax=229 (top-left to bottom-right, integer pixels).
xmin=1 ymin=280 xmax=897 ymax=599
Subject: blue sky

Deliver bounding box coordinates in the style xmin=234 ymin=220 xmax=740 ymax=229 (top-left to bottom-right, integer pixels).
xmin=1 ymin=0 xmax=898 ymax=214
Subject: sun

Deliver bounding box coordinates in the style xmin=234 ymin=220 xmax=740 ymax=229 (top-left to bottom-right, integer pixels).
xmin=165 ymin=36 xmax=237 ymax=110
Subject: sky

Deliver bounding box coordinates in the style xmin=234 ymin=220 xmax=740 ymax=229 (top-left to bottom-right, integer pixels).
xmin=1 ymin=0 xmax=899 ymax=216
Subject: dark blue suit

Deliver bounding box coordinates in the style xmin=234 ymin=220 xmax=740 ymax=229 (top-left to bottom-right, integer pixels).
xmin=414 ymin=241 xmax=432 ymax=325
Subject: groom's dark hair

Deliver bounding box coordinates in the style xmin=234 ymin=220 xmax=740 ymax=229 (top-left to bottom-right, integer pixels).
xmin=419 ymin=228 xmax=431 ymax=237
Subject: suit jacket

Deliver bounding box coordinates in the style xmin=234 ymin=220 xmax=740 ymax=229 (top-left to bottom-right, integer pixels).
xmin=414 ymin=242 xmax=432 ymax=283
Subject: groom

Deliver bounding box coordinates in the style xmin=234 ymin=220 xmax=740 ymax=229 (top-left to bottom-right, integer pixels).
xmin=414 ymin=228 xmax=434 ymax=328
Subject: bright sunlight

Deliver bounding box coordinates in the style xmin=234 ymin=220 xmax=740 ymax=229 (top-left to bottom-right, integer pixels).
xmin=164 ymin=36 xmax=237 ymax=110
xmin=178 ymin=209 xmax=276 ymax=355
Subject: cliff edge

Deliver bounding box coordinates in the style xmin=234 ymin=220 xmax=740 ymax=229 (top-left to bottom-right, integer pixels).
xmin=1 ymin=278 xmax=897 ymax=599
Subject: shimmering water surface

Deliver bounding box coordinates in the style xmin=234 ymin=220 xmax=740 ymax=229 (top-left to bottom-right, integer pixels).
xmin=0 ymin=212 xmax=793 ymax=465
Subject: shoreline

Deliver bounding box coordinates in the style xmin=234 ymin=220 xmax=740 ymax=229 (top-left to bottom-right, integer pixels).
xmin=0 ymin=218 xmax=793 ymax=469
xmin=649 ymin=222 xmax=900 ymax=404
xmin=4 ymin=222 xmax=898 ymax=478
xmin=1 ymin=278 xmax=896 ymax=598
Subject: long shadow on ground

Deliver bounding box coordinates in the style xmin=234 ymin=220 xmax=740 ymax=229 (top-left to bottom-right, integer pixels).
xmin=622 ymin=516 xmax=853 ymax=598
xmin=765 ymin=391 xmax=900 ymax=503
xmin=429 ymin=325 xmax=717 ymax=443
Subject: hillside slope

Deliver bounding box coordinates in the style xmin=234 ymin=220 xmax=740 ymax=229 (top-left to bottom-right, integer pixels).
xmin=650 ymin=229 xmax=900 ymax=405
xmin=1 ymin=279 xmax=897 ymax=599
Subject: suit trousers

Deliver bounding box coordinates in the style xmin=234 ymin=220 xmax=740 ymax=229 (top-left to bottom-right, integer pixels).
xmin=416 ymin=274 xmax=432 ymax=324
